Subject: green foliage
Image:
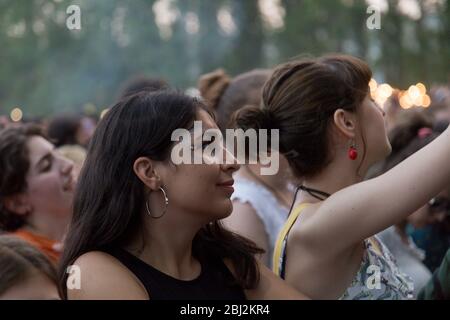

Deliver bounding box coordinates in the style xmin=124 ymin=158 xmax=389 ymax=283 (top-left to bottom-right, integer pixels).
xmin=0 ymin=0 xmax=448 ymax=117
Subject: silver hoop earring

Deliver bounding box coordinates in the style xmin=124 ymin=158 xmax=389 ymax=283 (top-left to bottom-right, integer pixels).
xmin=146 ymin=187 xmax=169 ymax=219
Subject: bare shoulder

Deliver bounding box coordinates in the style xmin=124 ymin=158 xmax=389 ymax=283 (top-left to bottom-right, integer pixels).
xmin=67 ymin=251 xmax=149 ymax=300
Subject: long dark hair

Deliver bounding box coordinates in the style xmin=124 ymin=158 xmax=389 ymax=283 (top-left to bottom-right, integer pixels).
xmin=58 ymin=90 xmax=262 ymax=298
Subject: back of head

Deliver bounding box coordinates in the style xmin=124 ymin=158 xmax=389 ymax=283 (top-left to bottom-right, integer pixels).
xmin=47 ymin=114 xmax=82 ymax=147
xmin=118 ymin=75 xmax=169 ymax=100
xmin=0 ymin=235 xmax=57 ymax=297
xmin=56 ymin=144 xmax=87 ymax=169
xmin=233 ymin=54 xmax=372 ymax=178
xmin=198 ymin=68 xmax=271 ymax=130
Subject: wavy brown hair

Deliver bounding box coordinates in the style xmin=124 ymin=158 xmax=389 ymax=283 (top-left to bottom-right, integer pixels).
xmin=0 ymin=124 xmax=45 ymax=231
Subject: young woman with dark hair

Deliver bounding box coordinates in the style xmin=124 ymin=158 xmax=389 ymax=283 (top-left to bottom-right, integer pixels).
xmin=0 ymin=125 xmax=75 ymax=263
xmin=234 ymin=54 xmax=450 ymax=299
xmin=59 ymin=90 xmax=307 ymax=300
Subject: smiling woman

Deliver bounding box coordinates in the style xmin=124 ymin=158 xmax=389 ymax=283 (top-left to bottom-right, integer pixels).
xmin=59 ymin=90 xmax=307 ymax=300
xmin=0 ymin=124 xmax=75 ymax=264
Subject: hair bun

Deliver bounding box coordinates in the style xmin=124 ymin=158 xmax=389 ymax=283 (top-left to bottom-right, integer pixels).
xmin=198 ymin=69 xmax=231 ymax=110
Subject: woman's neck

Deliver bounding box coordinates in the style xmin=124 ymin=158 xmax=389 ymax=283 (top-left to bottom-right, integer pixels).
xmin=127 ymin=211 xmax=203 ymax=280
xmin=297 ymin=157 xmax=366 ymax=204
xmin=25 ymin=212 xmax=69 ymax=242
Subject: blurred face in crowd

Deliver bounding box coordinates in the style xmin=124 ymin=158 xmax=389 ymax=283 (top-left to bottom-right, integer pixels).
xmin=19 ymin=136 xmax=75 ymax=223
xmin=0 ymin=270 xmax=59 ymax=300
xmin=76 ymin=117 xmax=96 ymax=147
xmin=408 ymin=188 xmax=449 ymax=228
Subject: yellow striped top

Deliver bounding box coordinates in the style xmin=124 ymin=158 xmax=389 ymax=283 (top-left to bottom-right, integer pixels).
xmin=272 ymin=203 xmax=310 ymax=278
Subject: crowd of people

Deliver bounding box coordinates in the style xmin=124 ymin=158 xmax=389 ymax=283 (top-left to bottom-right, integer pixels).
xmin=0 ymin=54 xmax=449 ymax=300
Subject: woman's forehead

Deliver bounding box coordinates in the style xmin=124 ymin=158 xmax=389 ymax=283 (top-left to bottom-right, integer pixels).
xmin=27 ymin=136 xmax=53 ymax=160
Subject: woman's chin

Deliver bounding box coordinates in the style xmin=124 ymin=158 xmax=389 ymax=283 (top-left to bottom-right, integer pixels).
xmin=214 ymin=201 xmax=233 ymax=220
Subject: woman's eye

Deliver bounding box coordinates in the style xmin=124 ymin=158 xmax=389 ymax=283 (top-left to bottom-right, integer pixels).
xmin=41 ymin=159 xmax=52 ymax=172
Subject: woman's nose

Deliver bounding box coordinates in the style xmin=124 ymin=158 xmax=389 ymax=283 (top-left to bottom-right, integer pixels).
xmin=60 ymin=155 xmax=74 ymax=176
xmin=220 ymin=145 xmax=240 ymax=173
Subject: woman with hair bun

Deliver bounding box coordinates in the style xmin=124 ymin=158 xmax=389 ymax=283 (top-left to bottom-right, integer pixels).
xmin=234 ymin=54 xmax=450 ymax=299
xmin=198 ymin=69 xmax=297 ymax=268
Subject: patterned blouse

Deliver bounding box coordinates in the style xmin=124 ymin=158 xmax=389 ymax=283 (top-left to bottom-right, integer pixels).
xmin=273 ymin=203 xmax=414 ymax=300
xmin=340 ymin=236 xmax=414 ymax=300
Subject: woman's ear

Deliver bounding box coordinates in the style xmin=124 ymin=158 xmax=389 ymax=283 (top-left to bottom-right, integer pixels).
xmin=3 ymin=194 xmax=31 ymax=216
xmin=133 ymin=157 xmax=162 ymax=191
xmin=333 ymin=109 xmax=357 ymax=139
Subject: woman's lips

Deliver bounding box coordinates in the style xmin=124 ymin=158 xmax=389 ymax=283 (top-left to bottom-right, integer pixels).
xmin=217 ymin=179 xmax=235 ymax=195
xmin=62 ymin=175 xmax=76 ymax=192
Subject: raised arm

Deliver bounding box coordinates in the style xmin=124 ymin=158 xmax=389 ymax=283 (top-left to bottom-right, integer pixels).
xmin=306 ymin=126 xmax=450 ymax=252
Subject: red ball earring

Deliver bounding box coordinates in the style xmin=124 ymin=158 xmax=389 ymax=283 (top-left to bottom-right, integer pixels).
xmin=348 ymin=142 xmax=358 ymax=160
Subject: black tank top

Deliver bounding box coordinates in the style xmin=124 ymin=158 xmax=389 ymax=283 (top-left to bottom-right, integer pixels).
xmin=104 ymin=247 xmax=246 ymax=300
